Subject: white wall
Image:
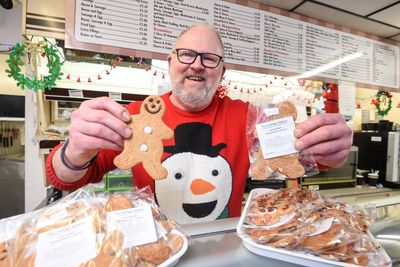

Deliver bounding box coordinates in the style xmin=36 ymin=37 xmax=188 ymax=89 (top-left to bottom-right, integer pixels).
xmin=0 ymin=2 xmax=24 ymax=96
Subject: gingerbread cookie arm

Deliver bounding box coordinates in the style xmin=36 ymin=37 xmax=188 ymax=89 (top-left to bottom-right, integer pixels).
xmin=251 ymin=149 xmax=268 ymax=180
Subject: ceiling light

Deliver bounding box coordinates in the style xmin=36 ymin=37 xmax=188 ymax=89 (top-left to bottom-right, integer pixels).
xmin=291 ymin=52 xmax=363 ymax=79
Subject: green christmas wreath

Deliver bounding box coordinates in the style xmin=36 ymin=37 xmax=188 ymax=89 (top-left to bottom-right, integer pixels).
xmin=5 ymin=40 xmax=63 ymax=91
xmin=372 ymin=90 xmax=392 ymax=117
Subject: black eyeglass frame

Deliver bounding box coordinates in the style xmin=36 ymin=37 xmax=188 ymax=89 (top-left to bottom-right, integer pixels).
xmin=173 ymin=48 xmax=224 ymax=68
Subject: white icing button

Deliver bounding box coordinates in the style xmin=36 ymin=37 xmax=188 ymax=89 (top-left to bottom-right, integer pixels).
xmin=139 ymin=144 xmax=148 ymax=152
xmin=144 ymin=126 xmax=153 ymax=135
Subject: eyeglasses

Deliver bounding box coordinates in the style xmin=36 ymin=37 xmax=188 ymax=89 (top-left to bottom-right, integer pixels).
xmin=174 ymin=48 xmax=223 ymax=68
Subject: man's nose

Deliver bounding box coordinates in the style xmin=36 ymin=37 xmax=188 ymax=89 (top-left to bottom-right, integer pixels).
xmin=190 ymin=55 xmax=205 ymax=69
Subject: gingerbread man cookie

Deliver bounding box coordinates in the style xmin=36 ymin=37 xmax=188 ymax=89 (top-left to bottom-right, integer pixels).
xmin=251 ymin=101 xmax=304 ymax=180
xmin=114 ymin=95 xmax=174 ymax=180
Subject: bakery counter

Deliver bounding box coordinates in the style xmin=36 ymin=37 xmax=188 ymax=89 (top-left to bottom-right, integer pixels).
xmin=178 ymin=218 xmax=299 ymax=267
xmin=319 ymin=185 xmax=400 ymax=207
xmin=178 ymin=202 xmax=400 ymax=267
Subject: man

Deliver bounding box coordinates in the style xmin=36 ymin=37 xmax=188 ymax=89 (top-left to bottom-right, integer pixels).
xmin=46 ymin=23 xmax=352 ymax=224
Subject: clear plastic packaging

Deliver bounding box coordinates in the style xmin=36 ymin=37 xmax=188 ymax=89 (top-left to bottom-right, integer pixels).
xmin=238 ymin=188 xmax=390 ymax=267
xmin=242 ymin=189 xmax=313 ymax=249
xmin=92 ymin=187 xmax=190 ymax=267
xmin=1 ymin=186 xmax=190 ymax=267
xmin=247 ymin=101 xmax=319 ymax=181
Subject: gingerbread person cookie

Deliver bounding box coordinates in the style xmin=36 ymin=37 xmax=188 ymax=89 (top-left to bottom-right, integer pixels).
xmin=114 ymin=95 xmax=173 ymax=180
xmin=251 ymin=101 xmax=305 ymax=180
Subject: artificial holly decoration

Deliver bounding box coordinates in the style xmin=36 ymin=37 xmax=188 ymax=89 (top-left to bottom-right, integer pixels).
xmin=372 ymin=90 xmax=392 ymax=117
xmin=5 ymin=40 xmax=63 ymax=91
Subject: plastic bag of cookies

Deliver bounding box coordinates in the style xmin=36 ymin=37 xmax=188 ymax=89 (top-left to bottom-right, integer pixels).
xmin=242 ymin=189 xmax=313 ymax=249
xmin=3 ymin=188 xmax=111 ymax=267
xmin=0 ymin=210 xmax=39 ymax=267
xmin=247 ymin=100 xmax=319 ymax=181
xmin=1 ymin=186 xmax=189 ymax=267
xmin=239 ymin=188 xmax=390 ymax=267
xmin=301 ymin=215 xmax=384 ymax=266
xmin=91 ymin=186 xmax=189 ymax=267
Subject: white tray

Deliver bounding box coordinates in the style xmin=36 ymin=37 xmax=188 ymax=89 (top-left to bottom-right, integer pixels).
xmin=237 ymin=188 xmax=392 ymax=267
xmin=158 ymin=229 xmax=189 ymax=267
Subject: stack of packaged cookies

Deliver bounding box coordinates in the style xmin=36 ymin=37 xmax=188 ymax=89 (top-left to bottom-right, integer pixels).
xmin=0 ymin=186 xmax=188 ymax=267
xmin=239 ymin=189 xmax=390 ymax=266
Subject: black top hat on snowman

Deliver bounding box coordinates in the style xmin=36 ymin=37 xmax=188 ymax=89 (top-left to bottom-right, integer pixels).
xmin=164 ymin=122 xmax=226 ymax=157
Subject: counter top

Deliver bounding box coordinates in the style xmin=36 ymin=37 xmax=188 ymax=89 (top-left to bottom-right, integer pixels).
xmin=319 ymin=185 xmax=396 ymax=198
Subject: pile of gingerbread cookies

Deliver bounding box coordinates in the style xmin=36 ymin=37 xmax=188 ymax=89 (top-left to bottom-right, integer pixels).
xmin=0 ymin=187 xmax=186 ymax=267
xmin=242 ymin=189 xmax=389 ymax=266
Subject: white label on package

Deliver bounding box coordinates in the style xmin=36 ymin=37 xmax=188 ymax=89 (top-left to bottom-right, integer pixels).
xmin=107 ymin=203 xmax=157 ymax=248
xmin=256 ymin=116 xmax=297 ymax=159
xmin=35 ymin=218 xmax=97 ymax=267
xmin=308 ymin=217 xmax=334 ymax=236
xmin=263 ymin=107 xmax=279 ymax=117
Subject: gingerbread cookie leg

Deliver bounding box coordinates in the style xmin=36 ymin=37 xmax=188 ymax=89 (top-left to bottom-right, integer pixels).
xmin=251 ymin=149 xmax=269 ymax=180
xmin=143 ymin=158 xmax=168 ymax=180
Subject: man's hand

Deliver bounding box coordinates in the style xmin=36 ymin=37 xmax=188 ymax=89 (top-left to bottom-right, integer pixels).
xmin=294 ymin=113 xmax=352 ymax=168
xmin=66 ymin=97 xmax=132 ymax=166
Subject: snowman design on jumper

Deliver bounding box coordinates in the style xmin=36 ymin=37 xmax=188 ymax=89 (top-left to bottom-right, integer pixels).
xmin=155 ymin=122 xmax=233 ymax=224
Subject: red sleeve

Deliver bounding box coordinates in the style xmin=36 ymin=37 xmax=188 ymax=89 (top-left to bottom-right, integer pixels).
xmin=46 ymin=144 xmax=120 ymax=191
xmin=316 ymin=162 xmax=330 ymax=170
xmin=46 ymin=101 xmax=141 ymax=191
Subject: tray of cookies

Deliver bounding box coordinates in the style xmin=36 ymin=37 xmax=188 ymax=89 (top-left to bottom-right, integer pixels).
xmin=237 ymin=188 xmax=392 ymax=267
xmin=0 ymin=186 xmax=189 ymax=267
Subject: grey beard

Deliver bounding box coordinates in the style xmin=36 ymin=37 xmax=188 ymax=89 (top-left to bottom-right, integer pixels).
xmin=172 ymin=79 xmax=219 ymax=109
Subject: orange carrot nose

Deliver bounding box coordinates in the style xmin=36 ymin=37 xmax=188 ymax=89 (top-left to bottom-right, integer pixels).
xmin=191 ymin=179 xmax=216 ymax=195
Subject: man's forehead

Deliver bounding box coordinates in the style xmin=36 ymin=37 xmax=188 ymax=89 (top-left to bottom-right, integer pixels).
xmin=175 ymin=27 xmax=223 ymax=52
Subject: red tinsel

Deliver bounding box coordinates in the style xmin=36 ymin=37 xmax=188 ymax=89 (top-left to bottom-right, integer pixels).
xmin=216 ymin=84 xmax=228 ymax=98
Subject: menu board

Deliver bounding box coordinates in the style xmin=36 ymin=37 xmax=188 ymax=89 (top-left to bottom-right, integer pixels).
xmin=263 ymin=12 xmax=304 ymax=73
xmin=340 ymin=33 xmax=372 ymax=83
xmin=371 ymin=41 xmax=398 ymax=88
xmin=214 ymin=2 xmax=262 ymax=65
xmin=152 ymin=0 xmax=212 ymax=52
xmin=72 ymin=0 xmax=400 ymax=89
xmin=75 ymin=0 xmax=155 ymax=51
xmin=304 ymin=24 xmax=341 ymax=78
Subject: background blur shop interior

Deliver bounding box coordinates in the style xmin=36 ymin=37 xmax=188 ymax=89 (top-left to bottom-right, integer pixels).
xmin=1 ymin=0 xmax=400 ymax=237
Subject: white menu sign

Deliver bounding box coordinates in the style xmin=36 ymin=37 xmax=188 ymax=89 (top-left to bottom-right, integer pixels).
xmin=152 ymin=0 xmax=212 ymax=52
xmin=213 ymin=2 xmax=262 ymax=66
xmin=75 ymin=0 xmax=155 ymax=50
xmin=262 ymin=12 xmax=304 ymax=73
xmin=340 ymin=33 xmax=372 ymax=83
xmin=73 ymin=0 xmax=400 ymax=89
xmin=371 ymin=41 xmax=399 ymax=88
xmin=304 ymin=23 xmax=341 ymax=78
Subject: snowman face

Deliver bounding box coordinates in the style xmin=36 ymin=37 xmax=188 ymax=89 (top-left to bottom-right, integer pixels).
xmin=155 ymin=152 xmax=232 ymax=224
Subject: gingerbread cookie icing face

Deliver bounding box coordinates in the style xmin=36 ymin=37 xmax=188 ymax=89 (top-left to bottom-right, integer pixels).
xmin=143 ymin=96 xmax=163 ymax=114
xmin=114 ymin=95 xmax=174 ymax=180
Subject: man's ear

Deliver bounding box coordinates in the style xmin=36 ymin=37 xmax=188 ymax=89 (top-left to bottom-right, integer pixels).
xmin=220 ymin=65 xmax=226 ymax=82
xmin=167 ymin=54 xmax=172 ymax=64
